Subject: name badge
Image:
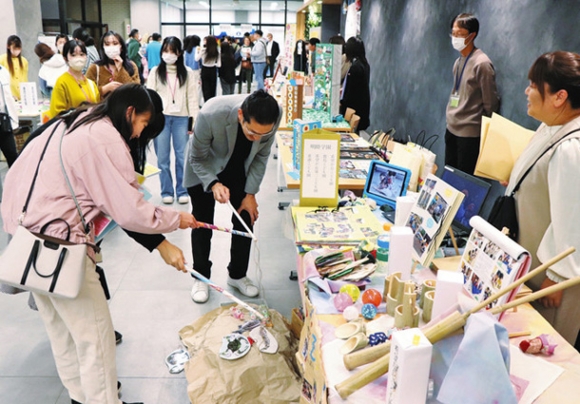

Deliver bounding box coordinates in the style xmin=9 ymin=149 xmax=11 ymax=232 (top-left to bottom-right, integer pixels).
xmin=168 ymin=101 xmax=181 ymax=113
xmin=449 ymin=94 xmax=460 ymax=108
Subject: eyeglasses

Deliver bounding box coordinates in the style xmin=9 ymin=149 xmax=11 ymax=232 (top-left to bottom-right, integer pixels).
xmin=450 ymin=31 xmax=471 ymax=38
xmin=242 ymin=120 xmax=275 ymax=137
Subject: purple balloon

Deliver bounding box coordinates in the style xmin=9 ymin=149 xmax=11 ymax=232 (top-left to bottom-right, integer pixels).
xmin=334 ymin=292 xmax=354 ymax=312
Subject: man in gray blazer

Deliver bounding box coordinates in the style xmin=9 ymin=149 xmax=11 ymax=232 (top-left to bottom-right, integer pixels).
xmin=183 ymin=90 xmax=282 ymax=303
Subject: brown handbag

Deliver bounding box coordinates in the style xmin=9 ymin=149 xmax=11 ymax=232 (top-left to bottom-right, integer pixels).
xmin=241 ymin=60 xmax=252 ymax=70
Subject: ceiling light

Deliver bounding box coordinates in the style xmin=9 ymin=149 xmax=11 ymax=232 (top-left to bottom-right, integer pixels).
xmin=270 ymin=2 xmax=278 ymax=10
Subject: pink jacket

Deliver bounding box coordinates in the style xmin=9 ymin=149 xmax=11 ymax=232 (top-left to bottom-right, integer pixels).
xmin=1 ymin=116 xmax=180 ymax=258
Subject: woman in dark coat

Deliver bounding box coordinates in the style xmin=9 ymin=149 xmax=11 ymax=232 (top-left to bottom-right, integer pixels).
xmin=340 ymin=37 xmax=371 ymax=131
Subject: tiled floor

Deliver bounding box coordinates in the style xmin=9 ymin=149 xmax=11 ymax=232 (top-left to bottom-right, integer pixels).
xmin=0 ymin=142 xmax=301 ymax=404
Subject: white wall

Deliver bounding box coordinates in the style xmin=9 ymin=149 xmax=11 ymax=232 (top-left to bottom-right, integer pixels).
xmin=131 ymin=0 xmax=161 ymax=35
xmin=0 ymin=1 xmax=17 ymax=49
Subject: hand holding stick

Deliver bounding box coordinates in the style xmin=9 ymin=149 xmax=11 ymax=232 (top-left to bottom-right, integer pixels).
xmin=198 ymin=222 xmax=253 ymax=239
xmin=226 ymin=200 xmax=257 ymax=241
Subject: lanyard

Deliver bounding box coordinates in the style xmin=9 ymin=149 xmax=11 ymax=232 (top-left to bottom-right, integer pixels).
xmin=453 ymin=48 xmax=475 ymax=94
xmin=167 ymin=73 xmax=178 ymax=104
xmin=68 ymin=72 xmax=95 ymax=104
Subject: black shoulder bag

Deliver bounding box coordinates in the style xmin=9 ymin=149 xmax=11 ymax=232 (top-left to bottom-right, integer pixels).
xmin=488 ymin=128 xmax=580 ymax=240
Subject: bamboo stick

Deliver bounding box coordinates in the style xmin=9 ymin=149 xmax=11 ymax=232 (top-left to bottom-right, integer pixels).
xmin=335 ymin=248 xmax=576 ymax=399
xmin=343 ymin=247 xmax=575 ymax=370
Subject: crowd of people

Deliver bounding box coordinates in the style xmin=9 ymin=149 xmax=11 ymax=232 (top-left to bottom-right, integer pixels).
xmin=2 ymin=10 xmax=580 ymax=402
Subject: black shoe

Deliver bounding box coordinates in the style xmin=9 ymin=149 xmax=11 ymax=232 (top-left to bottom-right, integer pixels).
xmin=115 ymin=330 xmax=123 ymax=344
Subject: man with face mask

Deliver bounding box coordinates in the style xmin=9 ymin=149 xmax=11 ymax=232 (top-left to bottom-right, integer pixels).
xmin=445 ymin=13 xmax=499 ymax=174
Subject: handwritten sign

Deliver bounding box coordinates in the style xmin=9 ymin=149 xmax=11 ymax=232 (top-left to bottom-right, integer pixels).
xmin=299 ymin=129 xmax=340 ymax=207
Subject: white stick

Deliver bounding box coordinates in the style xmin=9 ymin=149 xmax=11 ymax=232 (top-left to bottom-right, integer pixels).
xmin=226 ymin=200 xmax=257 ymax=241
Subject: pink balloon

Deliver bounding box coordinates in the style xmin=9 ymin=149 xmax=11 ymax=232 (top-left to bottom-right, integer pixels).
xmin=334 ymin=292 xmax=354 ymax=312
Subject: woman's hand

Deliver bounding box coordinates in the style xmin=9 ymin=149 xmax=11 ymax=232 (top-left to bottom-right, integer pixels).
xmin=211 ymin=182 xmax=230 ymax=204
xmin=178 ymin=211 xmax=198 ymax=229
xmin=113 ymin=55 xmax=124 ymax=71
xmin=539 ymin=277 xmax=563 ymax=308
xmin=156 ymin=239 xmax=187 ymax=272
xmin=239 ymin=194 xmax=258 ymax=225
xmin=500 ymin=180 xmax=509 ymax=187
xmin=102 ymin=81 xmax=122 ymax=94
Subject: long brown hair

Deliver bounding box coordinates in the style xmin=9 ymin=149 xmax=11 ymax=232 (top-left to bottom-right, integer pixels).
xmin=6 ymin=35 xmax=24 ymax=75
xmin=203 ymin=36 xmax=219 ymax=63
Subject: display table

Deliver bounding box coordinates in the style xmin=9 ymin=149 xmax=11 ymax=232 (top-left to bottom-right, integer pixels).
xmin=294 ymin=251 xmax=580 ymax=403
xmin=276 ymin=131 xmax=374 ymax=192
xmin=282 ymin=108 xmax=352 ymax=132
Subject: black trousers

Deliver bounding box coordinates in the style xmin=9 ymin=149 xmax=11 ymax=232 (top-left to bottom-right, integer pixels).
xmin=0 ymin=130 xmax=18 ymax=167
xmin=188 ymin=179 xmax=253 ymax=280
xmin=201 ymin=65 xmax=217 ymax=102
xmin=445 ymin=128 xmax=480 ymax=175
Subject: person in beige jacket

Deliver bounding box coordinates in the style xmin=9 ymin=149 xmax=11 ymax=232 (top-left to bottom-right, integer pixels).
xmin=147 ymin=36 xmax=199 ymax=205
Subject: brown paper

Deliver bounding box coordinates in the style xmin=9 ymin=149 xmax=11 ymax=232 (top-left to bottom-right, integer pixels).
xmin=178 ymin=305 xmax=300 ymax=404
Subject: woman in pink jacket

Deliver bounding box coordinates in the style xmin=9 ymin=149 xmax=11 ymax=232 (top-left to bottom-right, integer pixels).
xmin=1 ymin=84 xmax=197 ymax=404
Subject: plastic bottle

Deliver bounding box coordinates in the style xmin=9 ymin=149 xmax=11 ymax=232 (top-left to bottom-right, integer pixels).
xmin=376 ymin=233 xmax=390 ymax=275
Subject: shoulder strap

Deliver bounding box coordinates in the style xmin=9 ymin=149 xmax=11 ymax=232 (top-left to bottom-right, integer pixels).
xmin=19 ymin=122 xmax=63 ymax=223
xmin=511 ymin=127 xmax=580 ymax=196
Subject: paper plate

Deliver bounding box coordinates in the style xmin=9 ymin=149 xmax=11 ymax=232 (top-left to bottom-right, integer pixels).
xmin=249 ymin=326 xmax=279 ymax=354
xmin=219 ymin=334 xmax=251 ymax=360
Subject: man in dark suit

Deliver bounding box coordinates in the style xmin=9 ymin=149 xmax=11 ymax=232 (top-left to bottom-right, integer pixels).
xmin=266 ymin=33 xmax=280 ymax=78
xmin=183 ymin=90 xmax=282 ymax=303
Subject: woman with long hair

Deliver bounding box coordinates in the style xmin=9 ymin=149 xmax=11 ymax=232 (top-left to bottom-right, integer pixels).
xmin=219 ymin=42 xmax=236 ymax=95
xmin=0 ymin=35 xmax=28 ymax=100
xmin=86 ymin=31 xmax=140 ymax=98
xmin=147 ymin=36 xmax=199 ymax=204
xmin=340 ymin=37 xmax=371 ymax=132
xmin=195 ymin=35 xmax=221 ymax=101
xmin=1 ymin=84 xmax=198 ymax=404
xmin=47 ymin=40 xmax=99 ymax=118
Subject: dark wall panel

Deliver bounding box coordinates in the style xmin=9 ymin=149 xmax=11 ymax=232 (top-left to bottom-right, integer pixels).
xmin=360 ymin=0 xmax=580 ymax=173
xmin=322 ymin=5 xmax=341 ymax=41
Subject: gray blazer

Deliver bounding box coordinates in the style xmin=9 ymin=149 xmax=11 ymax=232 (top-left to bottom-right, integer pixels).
xmin=183 ymin=94 xmax=282 ymax=195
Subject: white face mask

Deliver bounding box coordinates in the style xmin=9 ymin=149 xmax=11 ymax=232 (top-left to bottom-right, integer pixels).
xmin=451 ymin=35 xmax=470 ymax=52
xmin=104 ymin=45 xmax=121 ymax=59
xmin=162 ymin=53 xmax=178 ymax=65
xmin=69 ymin=56 xmax=87 ymax=72
xmin=57 ymin=44 xmax=64 ymax=54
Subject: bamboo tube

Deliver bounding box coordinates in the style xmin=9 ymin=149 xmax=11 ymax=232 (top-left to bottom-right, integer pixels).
xmin=336 ymin=248 xmax=576 ymax=399
xmin=343 ymin=247 xmax=575 ymax=370
xmin=490 ymin=275 xmax=580 ymax=315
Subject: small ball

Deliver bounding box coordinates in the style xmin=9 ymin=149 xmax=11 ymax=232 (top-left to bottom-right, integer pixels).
xmin=339 ymin=284 xmax=361 ymax=303
xmin=342 ymin=305 xmax=360 ymax=321
xmin=362 ymin=289 xmax=382 ymax=308
xmin=361 ymin=303 xmax=378 ymax=320
xmin=333 ymin=292 xmax=354 ymax=312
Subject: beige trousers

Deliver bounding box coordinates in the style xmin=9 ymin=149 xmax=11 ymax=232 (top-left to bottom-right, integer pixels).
xmin=33 ymin=259 xmax=121 ymax=404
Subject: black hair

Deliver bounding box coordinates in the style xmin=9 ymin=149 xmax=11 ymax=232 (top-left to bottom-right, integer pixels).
xmin=72 ymin=27 xmax=88 ymax=42
xmin=345 ymin=37 xmax=368 ymax=67
xmin=328 ymin=35 xmax=346 ymax=53
xmin=62 ymin=39 xmax=87 ymax=62
xmin=96 ymin=31 xmax=135 ymax=76
xmin=129 ymin=29 xmax=139 ymax=38
xmin=240 ymin=90 xmax=279 ymax=125
xmin=203 ymin=36 xmax=219 ymax=63
xmin=184 ymin=35 xmax=200 ymax=53
xmin=60 ymin=84 xmax=161 ymax=173
xmin=156 ymin=36 xmax=187 ymax=87
xmin=152 ymin=33 xmax=161 ymax=42
xmin=528 ymin=51 xmax=580 ymax=109
xmin=55 ymin=34 xmax=68 ymax=51
xmin=6 ymin=35 xmax=23 ymax=76
xmin=309 ymin=38 xmax=321 ymax=46
xmin=255 ymin=29 xmax=263 ymax=37
xmin=451 ymin=13 xmax=479 ymax=38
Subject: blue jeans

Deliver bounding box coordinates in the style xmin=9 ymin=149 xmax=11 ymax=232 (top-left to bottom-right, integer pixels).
xmin=153 ymin=115 xmax=189 ymax=198
xmin=253 ymin=62 xmax=266 ymax=90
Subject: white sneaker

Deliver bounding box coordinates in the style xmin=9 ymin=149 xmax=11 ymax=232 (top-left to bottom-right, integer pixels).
xmin=177 ymin=196 xmax=189 ymax=204
xmin=191 ymin=279 xmax=209 ymax=303
xmin=227 ymin=276 xmax=259 ymax=298
xmin=162 ymin=196 xmax=174 ymax=204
